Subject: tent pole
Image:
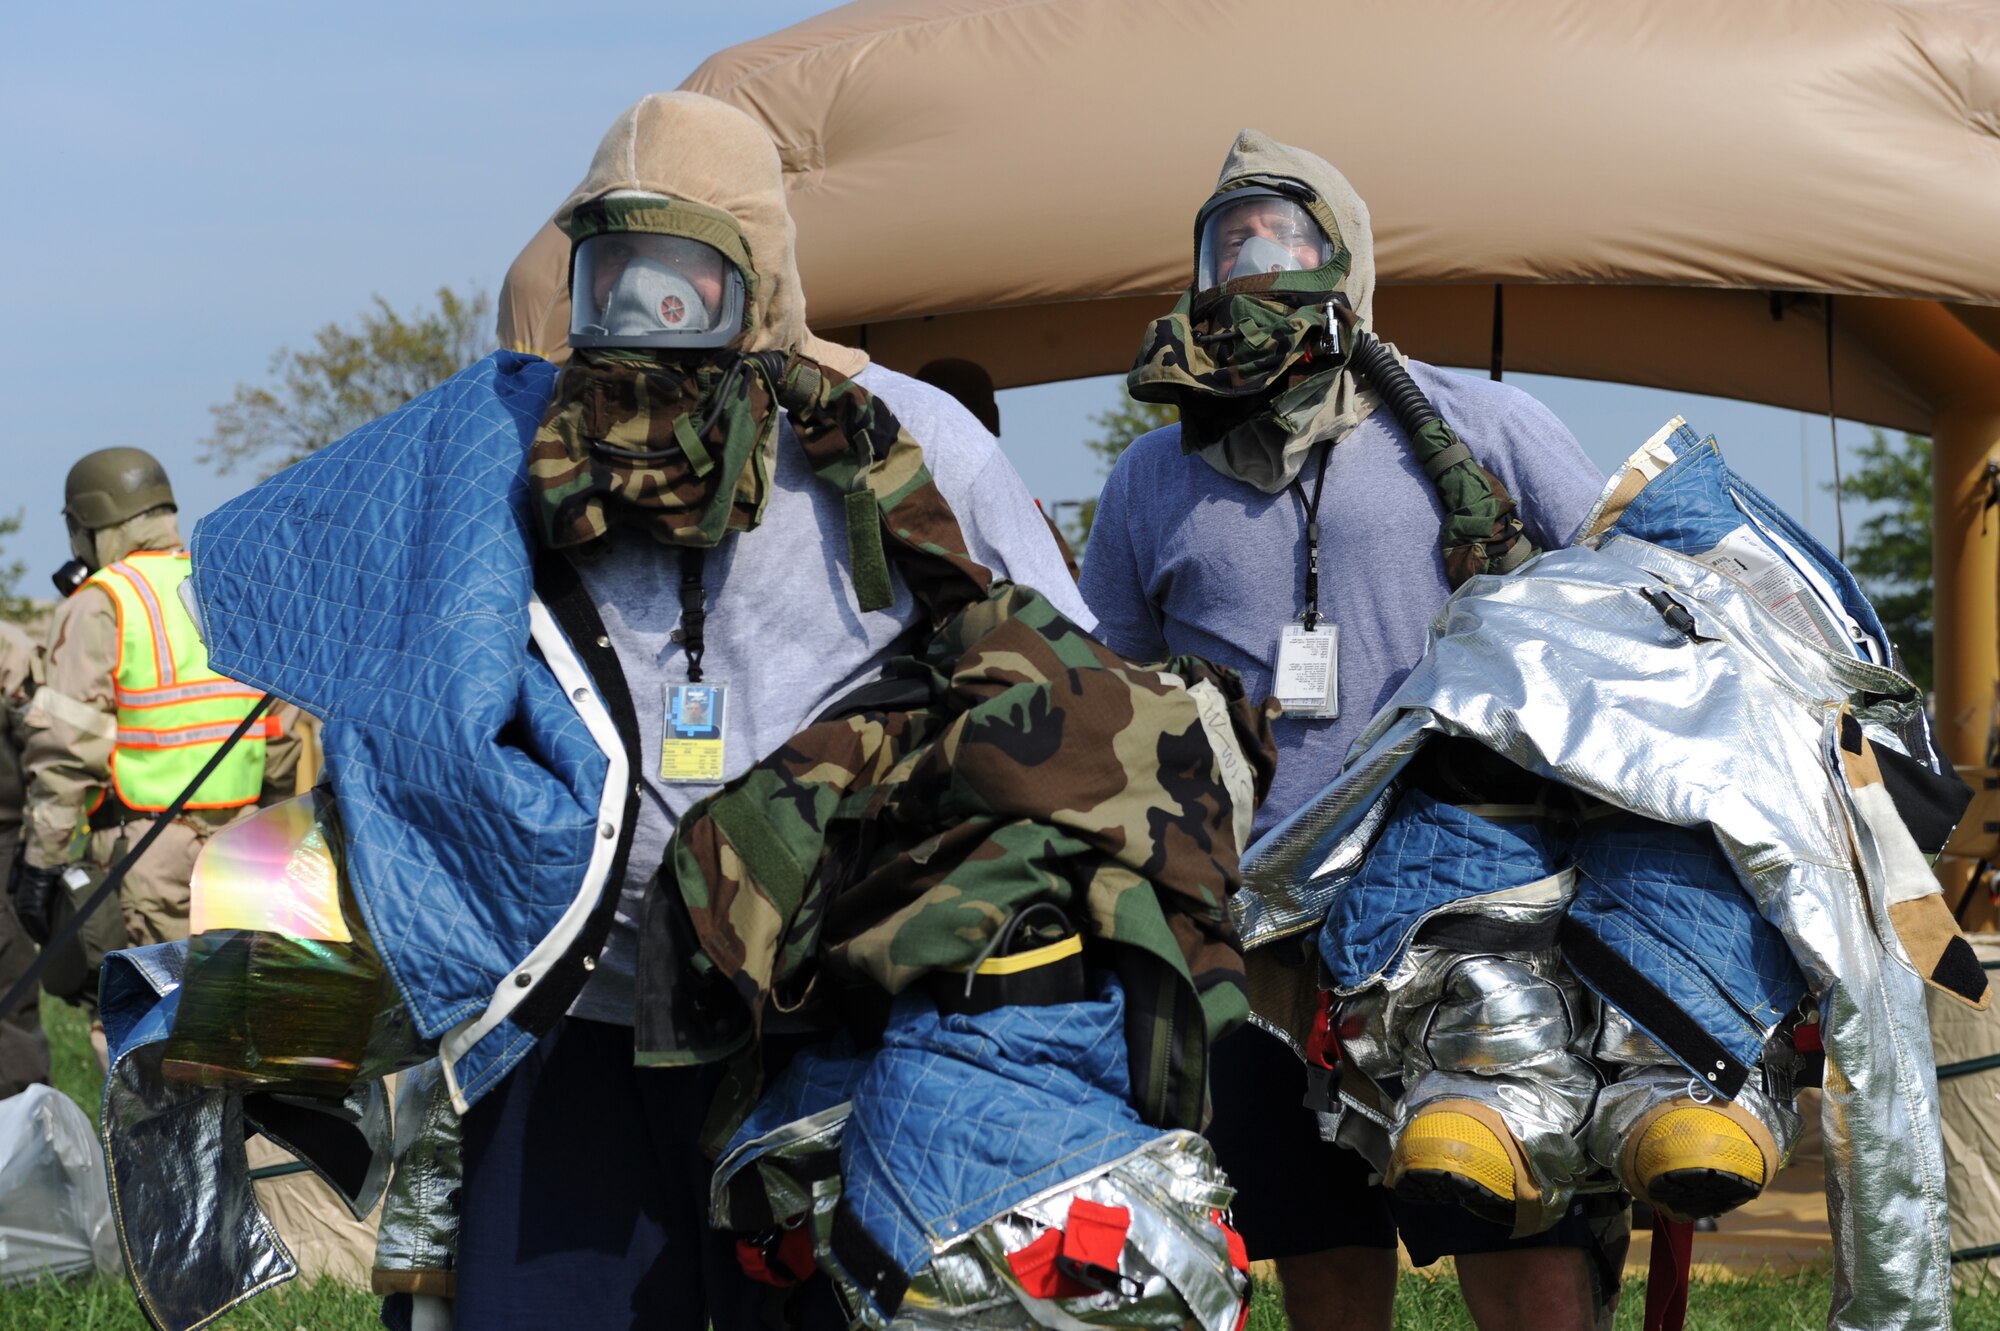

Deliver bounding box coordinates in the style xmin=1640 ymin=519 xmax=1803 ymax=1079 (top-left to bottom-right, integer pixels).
xmin=1932 ymin=396 xmax=2000 ymax=766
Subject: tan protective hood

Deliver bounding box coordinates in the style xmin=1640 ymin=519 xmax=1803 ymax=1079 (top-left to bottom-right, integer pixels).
xmin=553 ymin=92 xmax=866 ymax=376
xmin=1196 ymin=130 xmax=1394 ymax=493
xmin=92 ymin=508 xmax=183 ymax=570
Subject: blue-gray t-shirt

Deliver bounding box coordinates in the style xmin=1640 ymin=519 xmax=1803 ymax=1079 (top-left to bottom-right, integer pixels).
xmin=1079 ymin=362 xmax=1605 ymax=840
xmin=570 ymin=363 xmax=1096 ymax=1025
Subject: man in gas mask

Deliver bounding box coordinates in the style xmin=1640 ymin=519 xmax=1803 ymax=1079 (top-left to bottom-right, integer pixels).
xmin=9 ymin=449 xmax=299 ymax=1067
xmin=452 ymin=92 xmax=1094 ymax=1331
xmin=1081 ymin=131 xmax=1609 ymax=1330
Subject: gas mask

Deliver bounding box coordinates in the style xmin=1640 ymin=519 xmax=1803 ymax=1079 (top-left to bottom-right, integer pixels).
xmin=533 ymin=193 xmax=787 ymax=549
xmin=570 ymin=232 xmax=748 ymax=352
xmin=1128 ymin=181 xmax=1354 ymax=452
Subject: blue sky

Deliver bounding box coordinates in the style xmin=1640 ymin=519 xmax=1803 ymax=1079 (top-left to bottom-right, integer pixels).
xmin=0 ymin=1 xmax=1894 ymax=586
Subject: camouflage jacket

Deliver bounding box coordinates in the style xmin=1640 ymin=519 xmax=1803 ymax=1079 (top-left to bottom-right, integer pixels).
xmin=652 ymin=581 xmax=1276 ymax=1132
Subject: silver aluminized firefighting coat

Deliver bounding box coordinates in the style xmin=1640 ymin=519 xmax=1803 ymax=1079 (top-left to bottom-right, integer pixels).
xmin=1241 ymin=421 xmax=1983 ymax=1331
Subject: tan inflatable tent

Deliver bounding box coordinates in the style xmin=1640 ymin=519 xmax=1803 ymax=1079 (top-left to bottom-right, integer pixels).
xmin=498 ymin=0 xmax=2000 ymax=761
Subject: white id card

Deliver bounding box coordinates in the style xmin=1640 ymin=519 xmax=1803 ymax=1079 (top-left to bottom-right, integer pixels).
xmin=1273 ymin=623 xmax=1338 ymax=718
xmin=661 ymin=680 xmax=728 ymax=783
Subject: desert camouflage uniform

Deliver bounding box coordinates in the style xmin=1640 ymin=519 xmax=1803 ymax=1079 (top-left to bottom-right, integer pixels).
xmin=0 ymin=618 xmax=52 ymax=1096
xmin=21 ymin=507 xmax=300 ymax=949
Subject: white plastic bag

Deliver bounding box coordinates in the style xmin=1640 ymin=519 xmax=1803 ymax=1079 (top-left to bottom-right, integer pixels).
xmin=0 ymin=1084 xmax=119 ymax=1284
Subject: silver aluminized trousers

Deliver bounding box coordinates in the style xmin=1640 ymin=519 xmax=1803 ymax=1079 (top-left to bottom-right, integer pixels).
xmin=1240 ymin=532 xmax=1966 ymax=1331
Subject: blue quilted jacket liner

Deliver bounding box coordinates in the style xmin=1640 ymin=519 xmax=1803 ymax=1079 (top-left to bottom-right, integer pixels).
xmin=1320 ymin=784 xmax=1805 ymax=1069
xmin=1568 ymin=815 xmax=1806 ymax=1067
xmin=841 ymin=978 xmax=1156 ymax=1305
xmin=729 ymin=1037 xmax=869 ymax=1152
xmin=1322 ymin=788 xmax=1571 ymax=989
xmin=186 ymin=352 xmax=604 ymax=1105
xmin=1605 ymin=423 xmax=1890 ymax=657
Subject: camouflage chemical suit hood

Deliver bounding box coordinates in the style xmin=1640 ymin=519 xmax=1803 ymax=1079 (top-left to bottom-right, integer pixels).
xmin=1189 ymin=130 xmax=1391 ymax=493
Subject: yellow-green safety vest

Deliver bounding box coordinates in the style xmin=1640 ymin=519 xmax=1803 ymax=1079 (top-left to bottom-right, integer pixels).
xmin=86 ymin=552 xmax=274 ymax=813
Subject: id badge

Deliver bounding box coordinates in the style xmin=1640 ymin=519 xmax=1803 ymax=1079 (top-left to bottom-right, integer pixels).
xmin=661 ymin=680 xmax=728 ymax=783
xmin=1273 ymin=623 xmax=1338 ymax=719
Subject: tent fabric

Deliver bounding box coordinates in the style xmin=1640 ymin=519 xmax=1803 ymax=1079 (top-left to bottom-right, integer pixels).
xmin=1931 ymin=933 xmax=2000 ymax=1284
xmin=500 ymin=0 xmax=2000 ymax=430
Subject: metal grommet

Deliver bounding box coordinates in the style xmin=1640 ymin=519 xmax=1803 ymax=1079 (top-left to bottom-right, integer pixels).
xmin=600 ymin=822 xmax=616 ymax=839
xmin=515 ymin=972 xmax=533 ymax=989
xmin=582 ymin=955 xmax=597 ymax=972
xmin=1714 ymin=1060 xmax=1726 ymax=1070
xmin=595 ymin=635 xmax=611 ymax=649
xmin=571 ymin=687 xmax=590 ymax=703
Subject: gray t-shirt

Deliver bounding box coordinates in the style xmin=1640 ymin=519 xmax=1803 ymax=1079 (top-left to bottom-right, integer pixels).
xmin=1079 ymin=362 xmax=1605 ymax=841
xmin=570 ymin=363 xmax=1094 ymax=1025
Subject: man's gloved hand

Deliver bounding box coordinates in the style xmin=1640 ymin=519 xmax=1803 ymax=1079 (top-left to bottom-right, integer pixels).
xmin=6 ymin=855 xmax=63 ymax=946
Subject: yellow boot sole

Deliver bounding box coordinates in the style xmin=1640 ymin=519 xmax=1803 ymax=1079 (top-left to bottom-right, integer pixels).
xmin=1630 ymin=1102 xmax=1767 ymax=1222
xmin=1389 ymin=1105 xmax=1524 ymax=1229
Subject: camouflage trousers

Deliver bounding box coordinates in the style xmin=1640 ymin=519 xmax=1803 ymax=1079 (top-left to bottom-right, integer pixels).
xmin=0 ymin=822 xmax=52 ymax=1098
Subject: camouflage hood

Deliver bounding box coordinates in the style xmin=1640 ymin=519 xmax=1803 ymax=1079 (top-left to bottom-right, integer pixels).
xmin=1129 ymin=129 xmax=1401 ymax=494
xmin=650 ymin=583 xmax=1278 ymax=1135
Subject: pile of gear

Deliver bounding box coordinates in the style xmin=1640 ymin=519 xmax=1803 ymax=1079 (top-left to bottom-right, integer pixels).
xmin=1244 ymin=419 xmax=1985 ymax=1329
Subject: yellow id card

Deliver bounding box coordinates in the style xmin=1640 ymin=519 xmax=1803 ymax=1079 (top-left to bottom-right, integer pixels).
xmin=661 ymin=680 xmax=728 ymax=782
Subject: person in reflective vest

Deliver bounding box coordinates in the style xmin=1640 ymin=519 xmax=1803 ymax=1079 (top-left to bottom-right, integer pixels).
xmin=11 ymin=449 xmax=299 ymax=983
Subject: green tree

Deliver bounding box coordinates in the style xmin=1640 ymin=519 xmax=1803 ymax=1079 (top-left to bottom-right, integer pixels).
xmin=201 ymin=286 xmax=494 ymax=476
xmin=1066 ymin=389 xmax=1177 ymax=548
xmin=1834 ymin=430 xmax=1933 ymax=691
xmin=0 ymin=509 xmax=32 ymax=624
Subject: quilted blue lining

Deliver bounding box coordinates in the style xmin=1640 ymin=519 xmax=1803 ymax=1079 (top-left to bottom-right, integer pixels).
xmin=729 ymin=1038 xmax=868 ymax=1153
xmin=1605 ymin=425 xmax=1889 ymax=654
xmin=188 ymin=353 xmax=606 ymax=1104
xmin=841 ymin=979 xmax=1155 ymax=1305
xmin=1567 ymin=815 xmax=1805 ymax=1068
xmin=1320 ymin=787 xmax=1572 ymax=988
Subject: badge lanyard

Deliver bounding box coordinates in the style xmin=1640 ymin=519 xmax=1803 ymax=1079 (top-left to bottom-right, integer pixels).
xmin=1273 ymin=443 xmax=1339 ymax=719
xmin=661 ymin=547 xmax=728 ymax=782
xmin=1289 ymin=442 xmax=1333 ymax=631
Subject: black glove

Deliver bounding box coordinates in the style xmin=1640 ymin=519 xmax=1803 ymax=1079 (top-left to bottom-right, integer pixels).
xmin=7 ymin=857 xmax=63 ymax=947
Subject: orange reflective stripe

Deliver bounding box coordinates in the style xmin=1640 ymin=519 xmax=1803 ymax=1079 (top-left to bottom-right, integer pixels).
xmin=114 ymin=679 xmax=264 ymax=709
xmin=116 ymin=712 xmax=281 ymax=748
xmin=107 ymin=561 xmax=175 ymax=685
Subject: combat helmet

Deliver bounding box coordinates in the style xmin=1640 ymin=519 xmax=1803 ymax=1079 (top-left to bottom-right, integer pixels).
xmin=64 ymin=447 xmax=176 ymax=530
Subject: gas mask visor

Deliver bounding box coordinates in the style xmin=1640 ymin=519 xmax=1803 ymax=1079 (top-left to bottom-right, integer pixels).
xmin=1195 ymin=187 xmax=1335 ymax=293
xmin=570 ymin=231 xmax=747 ymax=351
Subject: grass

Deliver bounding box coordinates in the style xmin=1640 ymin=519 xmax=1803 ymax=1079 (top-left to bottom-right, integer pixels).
xmin=0 ymin=1273 xmax=382 ymax=1331
xmin=44 ymin=992 xmax=103 ymax=1125
xmin=15 ymin=1268 xmax=2000 ymax=1331
xmin=24 ymin=1002 xmax=2000 ymax=1330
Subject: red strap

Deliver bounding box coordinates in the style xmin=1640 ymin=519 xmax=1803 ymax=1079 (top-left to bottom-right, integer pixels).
xmin=1061 ymin=1199 xmax=1131 ymax=1272
xmin=1642 ymin=1217 xmax=1694 ymax=1331
xmin=1794 ymin=1020 xmax=1823 ymax=1053
xmin=1210 ymin=1208 xmax=1250 ymax=1272
xmin=1006 ymin=1228 xmax=1093 ymax=1299
xmin=735 ymin=1224 xmax=817 ymax=1287
xmin=1305 ymin=989 xmax=1341 ymax=1070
